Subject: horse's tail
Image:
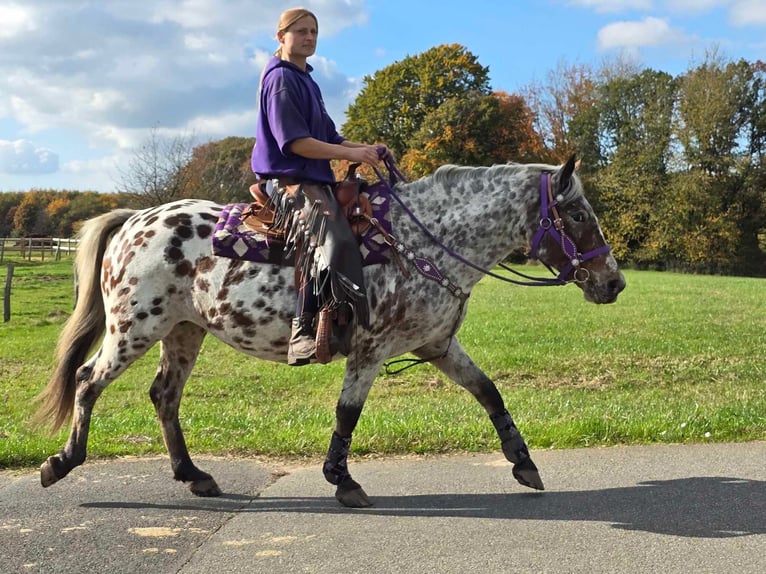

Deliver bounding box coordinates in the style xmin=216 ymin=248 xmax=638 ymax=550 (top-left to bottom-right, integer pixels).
xmin=33 ymin=208 xmax=137 ymax=433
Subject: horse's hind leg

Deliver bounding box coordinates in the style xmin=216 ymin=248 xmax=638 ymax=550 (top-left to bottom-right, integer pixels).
xmin=414 ymin=338 xmax=544 ymax=491
xmin=41 ymin=341 xmax=141 ymax=487
xmin=149 ymin=322 xmax=220 ymax=497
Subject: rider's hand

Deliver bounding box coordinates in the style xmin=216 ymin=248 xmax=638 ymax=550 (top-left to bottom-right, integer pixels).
xmin=350 ymin=145 xmax=384 ymax=167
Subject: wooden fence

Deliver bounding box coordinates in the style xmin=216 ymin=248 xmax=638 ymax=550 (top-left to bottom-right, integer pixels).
xmin=0 ymin=237 xmax=79 ymax=264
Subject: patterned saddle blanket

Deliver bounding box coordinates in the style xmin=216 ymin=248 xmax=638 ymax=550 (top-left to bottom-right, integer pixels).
xmin=212 ymin=181 xmax=393 ymax=266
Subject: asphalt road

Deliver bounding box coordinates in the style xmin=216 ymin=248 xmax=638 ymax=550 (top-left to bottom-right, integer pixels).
xmin=1 ymin=442 xmax=764 ymax=574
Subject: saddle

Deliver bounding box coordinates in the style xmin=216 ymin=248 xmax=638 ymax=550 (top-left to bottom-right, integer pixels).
xmin=242 ymin=163 xmax=373 ymax=243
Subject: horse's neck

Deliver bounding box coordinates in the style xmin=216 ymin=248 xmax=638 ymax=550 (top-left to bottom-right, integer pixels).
xmin=395 ymin=165 xmax=538 ymax=281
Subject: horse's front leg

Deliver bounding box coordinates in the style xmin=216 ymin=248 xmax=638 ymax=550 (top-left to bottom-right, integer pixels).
xmin=415 ymin=338 xmax=544 ymax=491
xmin=323 ymin=357 xmax=384 ymax=508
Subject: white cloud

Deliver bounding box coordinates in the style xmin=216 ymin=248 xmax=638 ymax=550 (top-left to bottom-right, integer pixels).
xmin=597 ymin=17 xmax=684 ymax=49
xmin=729 ymin=0 xmax=766 ymax=26
xmin=0 ymin=3 xmax=37 ymax=39
xmin=0 ymin=0 xmax=368 ymax=171
xmin=0 ymin=140 xmax=59 ymax=174
xmin=62 ymin=155 xmax=119 ymax=175
xmin=567 ymin=0 xmax=652 ymax=12
xmin=666 ymin=0 xmax=731 ymax=11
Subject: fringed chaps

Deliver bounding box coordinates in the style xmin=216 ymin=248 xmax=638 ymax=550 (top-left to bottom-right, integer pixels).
xmin=278 ymin=182 xmax=370 ymax=329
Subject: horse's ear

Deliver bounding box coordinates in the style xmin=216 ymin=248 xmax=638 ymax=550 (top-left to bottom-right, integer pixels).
xmin=558 ymin=154 xmax=577 ymax=188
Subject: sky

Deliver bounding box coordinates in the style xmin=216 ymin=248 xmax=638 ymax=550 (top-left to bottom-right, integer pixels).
xmin=1 ymin=0 xmax=765 ymax=193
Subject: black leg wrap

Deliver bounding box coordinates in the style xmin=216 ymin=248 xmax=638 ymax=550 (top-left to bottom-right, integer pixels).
xmin=323 ymin=432 xmax=352 ymax=486
xmin=490 ymin=409 xmax=531 ymax=464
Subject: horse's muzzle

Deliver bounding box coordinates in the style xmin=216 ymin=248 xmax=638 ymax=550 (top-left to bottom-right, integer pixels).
xmin=583 ymin=271 xmax=626 ymax=304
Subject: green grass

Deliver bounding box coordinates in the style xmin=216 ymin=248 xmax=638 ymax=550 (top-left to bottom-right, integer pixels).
xmin=1 ymin=260 xmax=764 ymax=469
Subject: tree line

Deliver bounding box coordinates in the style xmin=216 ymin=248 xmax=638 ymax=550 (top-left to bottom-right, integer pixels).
xmin=1 ymin=44 xmax=764 ymax=275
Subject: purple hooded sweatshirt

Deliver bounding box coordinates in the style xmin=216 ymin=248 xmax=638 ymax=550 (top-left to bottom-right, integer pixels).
xmin=251 ymin=56 xmax=344 ymax=184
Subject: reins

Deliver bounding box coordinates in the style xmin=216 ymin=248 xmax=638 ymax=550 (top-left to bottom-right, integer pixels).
xmin=369 ymin=156 xmax=612 ymax=374
xmin=372 ymin=157 xmax=609 ymax=288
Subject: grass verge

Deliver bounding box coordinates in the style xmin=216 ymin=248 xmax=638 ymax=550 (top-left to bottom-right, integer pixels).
xmin=1 ymin=261 xmax=764 ymax=469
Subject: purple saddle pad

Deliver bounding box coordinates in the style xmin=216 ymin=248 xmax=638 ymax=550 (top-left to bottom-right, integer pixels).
xmin=212 ymin=182 xmax=393 ymax=266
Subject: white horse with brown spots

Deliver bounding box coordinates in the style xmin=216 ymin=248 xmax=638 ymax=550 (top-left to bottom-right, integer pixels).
xmin=36 ymin=156 xmax=625 ymax=507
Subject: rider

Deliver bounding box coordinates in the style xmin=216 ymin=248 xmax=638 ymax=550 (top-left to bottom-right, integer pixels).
xmin=251 ymin=7 xmax=389 ymax=366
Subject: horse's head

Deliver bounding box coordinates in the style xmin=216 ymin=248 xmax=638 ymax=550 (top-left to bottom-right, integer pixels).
xmin=530 ymin=155 xmax=626 ymax=304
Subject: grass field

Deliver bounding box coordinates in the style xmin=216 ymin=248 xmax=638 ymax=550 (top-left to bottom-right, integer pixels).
xmin=1 ymin=259 xmax=764 ymax=470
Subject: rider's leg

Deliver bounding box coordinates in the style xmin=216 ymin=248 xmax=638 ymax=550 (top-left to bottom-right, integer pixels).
xmin=288 ymin=279 xmax=318 ymax=366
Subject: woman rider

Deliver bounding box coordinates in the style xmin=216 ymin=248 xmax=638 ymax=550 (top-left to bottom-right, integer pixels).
xmin=251 ymin=7 xmax=389 ymax=366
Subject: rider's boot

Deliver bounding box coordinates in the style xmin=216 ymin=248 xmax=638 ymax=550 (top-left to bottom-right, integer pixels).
xmin=288 ymin=312 xmax=316 ymax=366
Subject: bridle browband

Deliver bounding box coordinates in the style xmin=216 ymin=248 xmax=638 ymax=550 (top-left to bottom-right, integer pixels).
xmin=373 ymin=159 xmax=612 ymax=288
xmin=528 ymin=171 xmax=612 ymax=284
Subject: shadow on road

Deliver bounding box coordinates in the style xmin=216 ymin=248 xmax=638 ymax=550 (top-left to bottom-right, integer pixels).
xmin=84 ymin=476 xmax=766 ymax=539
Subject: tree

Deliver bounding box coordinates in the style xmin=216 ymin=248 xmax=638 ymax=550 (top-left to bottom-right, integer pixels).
xmin=115 ymin=127 xmax=197 ymax=208
xmin=676 ymin=53 xmax=749 ymax=175
xmin=672 ymin=53 xmax=766 ymax=272
xmin=13 ymin=191 xmax=52 ymax=236
xmin=0 ymin=192 xmax=23 ymax=236
xmin=182 ymin=137 xmax=257 ymax=203
xmin=494 ymin=91 xmax=547 ymax=162
xmin=399 ymin=91 xmax=544 ymax=177
xmin=522 ymin=61 xmax=600 ymax=164
xmin=343 ymin=44 xmax=491 ymax=159
xmin=591 ymin=69 xmax=677 ymax=263
xmin=46 ymin=196 xmax=73 ymax=237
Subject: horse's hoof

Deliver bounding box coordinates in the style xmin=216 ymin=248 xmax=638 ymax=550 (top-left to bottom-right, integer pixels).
xmin=335 ymin=487 xmax=372 ymax=508
xmin=512 ymin=458 xmax=545 ymax=491
xmin=335 ymin=480 xmax=373 ymax=508
xmin=189 ymin=478 xmax=222 ymax=497
xmin=40 ymin=456 xmax=66 ymax=488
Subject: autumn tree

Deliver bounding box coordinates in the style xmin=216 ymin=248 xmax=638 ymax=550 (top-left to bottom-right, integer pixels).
xmin=343 ymin=44 xmax=491 ymax=160
xmin=13 ymin=192 xmax=52 ymax=236
xmin=399 ymin=91 xmax=544 ymax=177
xmin=522 ymin=61 xmax=600 ymax=164
xmin=46 ymin=196 xmax=72 ymax=236
xmin=182 ymin=137 xmax=257 ymax=203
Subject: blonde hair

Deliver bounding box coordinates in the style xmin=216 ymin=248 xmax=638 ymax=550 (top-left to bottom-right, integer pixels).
xmin=274 ymin=7 xmax=318 ymax=57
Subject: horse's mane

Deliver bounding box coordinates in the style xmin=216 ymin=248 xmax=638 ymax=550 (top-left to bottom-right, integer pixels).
xmin=426 ymin=162 xmax=583 ymax=204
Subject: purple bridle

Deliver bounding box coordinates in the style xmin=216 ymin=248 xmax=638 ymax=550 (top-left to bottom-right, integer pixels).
xmin=374 ymin=155 xmax=611 ymax=287
xmin=529 ymin=171 xmax=612 ymax=284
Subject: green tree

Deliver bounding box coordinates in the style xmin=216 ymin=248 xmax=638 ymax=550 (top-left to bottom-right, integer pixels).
xmin=0 ymin=192 xmax=24 ymax=236
xmin=343 ymin=44 xmax=491 ymax=159
xmin=591 ymin=69 xmax=677 ymax=263
xmin=673 ymin=54 xmax=766 ymax=272
xmin=676 ymin=53 xmax=749 ymax=174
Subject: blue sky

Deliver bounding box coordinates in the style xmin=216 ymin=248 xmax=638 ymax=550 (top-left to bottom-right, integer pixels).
xmin=1 ymin=0 xmax=765 ymax=192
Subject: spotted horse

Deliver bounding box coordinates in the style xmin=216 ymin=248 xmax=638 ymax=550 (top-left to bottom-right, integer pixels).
xmin=36 ymin=155 xmax=625 ymax=507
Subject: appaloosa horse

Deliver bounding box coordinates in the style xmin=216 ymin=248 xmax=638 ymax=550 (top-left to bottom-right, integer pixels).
xmin=36 ymin=156 xmax=625 ymax=507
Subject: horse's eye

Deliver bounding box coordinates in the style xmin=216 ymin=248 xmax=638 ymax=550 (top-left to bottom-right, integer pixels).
xmin=572 ymin=212 xmax=586 ymax=223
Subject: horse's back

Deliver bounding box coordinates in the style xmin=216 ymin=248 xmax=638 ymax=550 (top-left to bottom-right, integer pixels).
xmin=100 ymin=199 xmax=296 ymax=360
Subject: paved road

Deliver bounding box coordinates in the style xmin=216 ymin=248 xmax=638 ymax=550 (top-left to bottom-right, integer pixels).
xmin=1 ymin=442 xmax=764 ymax=573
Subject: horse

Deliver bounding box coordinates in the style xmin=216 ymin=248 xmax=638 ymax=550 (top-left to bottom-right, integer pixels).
xmin=35 ymin=155 xmax=625 ymax=508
